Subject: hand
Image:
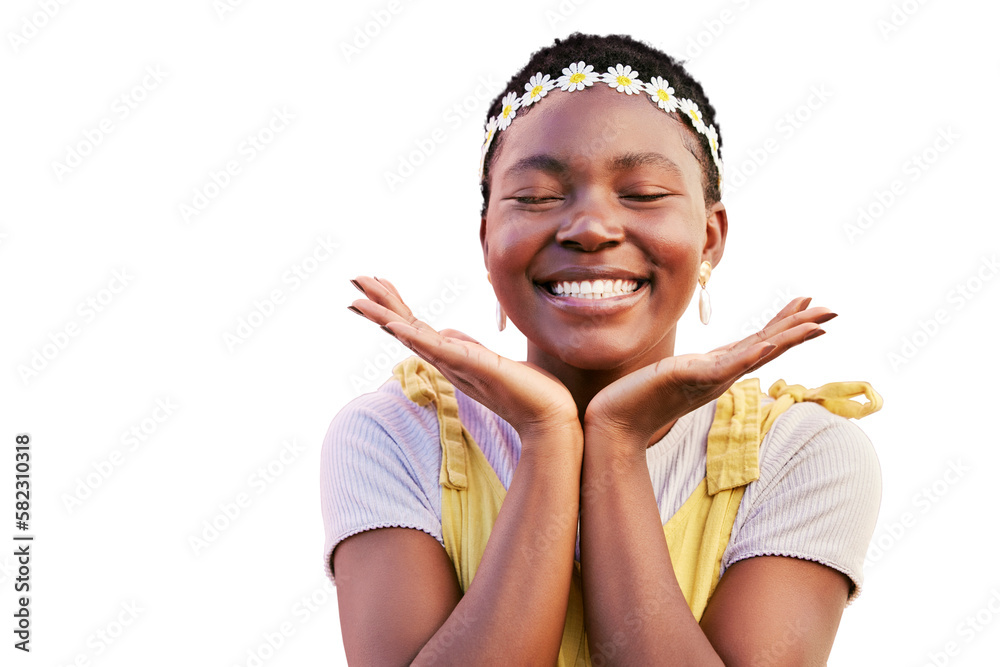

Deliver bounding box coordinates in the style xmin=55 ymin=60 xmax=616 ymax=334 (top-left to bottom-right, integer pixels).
xmin=584 ymin=297 xmax=837 ymax=449
xmin=348 ymin=276 xmax=582 ymax=443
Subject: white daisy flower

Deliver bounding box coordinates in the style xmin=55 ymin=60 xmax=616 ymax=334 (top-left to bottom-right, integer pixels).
xmin=601 ymin=64 xmax=644 ymax=95
xmin=644 ymin=76 xmax=679 ymax=112
xmin=678 ymin=98 xmax=708 ymax=135
xmin=556 ymin=61 xmax=598 ymax=92
xmin=497 ymin=92 xmax=521 ymax=131
xmin=482 ymin=116 xmax=498 ymax=154
xmin=479 ymin=116 xmax=499 ymax=178
xmin=521 ymin=72 xmax=556 ymax=107
xmin=705 ymin=124 xmax=720 ymax=161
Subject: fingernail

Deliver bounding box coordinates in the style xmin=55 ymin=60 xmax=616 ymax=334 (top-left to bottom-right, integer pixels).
xmin=816 ymin=312 xmax=838 ymax=324
xmin=347 ymin=306 xmax=363 ymax=316
xmin=350 ymin=279 xmax=365 ymax=295
xmin=380 ymin=324 xmax=396 ymax=338
xmin=804 ymin=329 xmax=826 ymax=341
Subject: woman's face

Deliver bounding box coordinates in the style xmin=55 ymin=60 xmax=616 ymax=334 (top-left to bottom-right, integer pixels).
xmin=481 ymin=83 xmax=727 ymax=376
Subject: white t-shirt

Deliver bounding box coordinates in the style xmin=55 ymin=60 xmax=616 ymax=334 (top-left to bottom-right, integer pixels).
xmin=321 ymin=375 xmax=881 ymax=602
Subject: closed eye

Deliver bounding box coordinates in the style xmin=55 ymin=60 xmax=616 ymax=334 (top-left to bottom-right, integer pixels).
xmin=512 ymin=196 xmax=562 ymax=204
xmin=621 ymin=194 xmax=669 ymax=202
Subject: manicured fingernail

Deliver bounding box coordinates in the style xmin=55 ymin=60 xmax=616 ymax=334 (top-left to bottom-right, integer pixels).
xmin=350 ymin=279 xmax=365 ymax=295
xmin=816 ymin=312 xmax=837 ymax=324
xmin=380 ymin=324 xmax=396 ymax=338
xmin=347 ymin=306 xmax=363 ymax=316
xmin=804 ymin=329 xmax=826 ymax=341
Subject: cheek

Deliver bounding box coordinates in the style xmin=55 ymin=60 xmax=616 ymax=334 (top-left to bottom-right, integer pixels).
xmin=485 ymin=219 xmax=547 ymax=272
xmin=646 ymin=229 xmax=703 ymax=278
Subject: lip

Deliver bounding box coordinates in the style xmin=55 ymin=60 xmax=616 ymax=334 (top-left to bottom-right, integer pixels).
xmin=535 ymin=280 xmax=648 ymax=315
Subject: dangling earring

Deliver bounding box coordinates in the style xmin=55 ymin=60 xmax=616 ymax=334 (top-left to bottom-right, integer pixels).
xmin=488 ymin=273 xmax=507 ymax=332
xmin=698 ymin=260 xmax=712 ymax=325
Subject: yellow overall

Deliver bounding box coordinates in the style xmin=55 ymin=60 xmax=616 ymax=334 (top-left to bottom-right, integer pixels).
xmin=393 ymin=357 xmax=882 ymax=666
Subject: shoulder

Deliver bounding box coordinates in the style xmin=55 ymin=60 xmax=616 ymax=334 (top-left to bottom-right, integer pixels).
xmin=757 ymin=400 xmax=881 ymax=488
xmin=320 ymin=378 xmax=447 ymax=582
xmin=322 ymin=378 xmax=440 ymax=464
xmin=724 ymin=399 xmax=882 ymax=602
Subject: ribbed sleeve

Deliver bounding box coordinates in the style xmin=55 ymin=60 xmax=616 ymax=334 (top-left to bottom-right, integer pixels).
xmin=320 ymin=381 xmax=445 ymax=584
xmin=720 ymin=402 xmax=882 ymax=603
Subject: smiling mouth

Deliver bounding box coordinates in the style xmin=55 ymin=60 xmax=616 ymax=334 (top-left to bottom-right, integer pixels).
xmin=543 ymin=279 xmax=644 ymax=299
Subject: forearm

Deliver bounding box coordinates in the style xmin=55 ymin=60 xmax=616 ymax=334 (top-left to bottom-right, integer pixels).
xmin=413 ymin=427 xmax=583 ymax=666
xmin=579 ymin=427 xmax=724 ymax=666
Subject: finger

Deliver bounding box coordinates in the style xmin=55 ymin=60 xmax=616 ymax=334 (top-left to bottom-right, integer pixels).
xmin=439 ymin=328 xmax=482 ymax=345
xmin=704 ymin=317 xmax=822 ymax=385
xmin=352 ymin=276 xmax=412 ymax=318
xmin=705 ymin=297 xmax=810 ymax=356
xmin=762 ymin=296 xmax=812 ymax=329
xmin=350 ymin=297 xmax=435 ymax=331
xmin=350 ymin=276 xmax=436 ymax=333
xmin=712 ymin=305 xmax=836 ymax=357
xmin=374 ymin=276 xmax=403 ymax=301
xmin=742 ymin=324 xmax=826 ymax=376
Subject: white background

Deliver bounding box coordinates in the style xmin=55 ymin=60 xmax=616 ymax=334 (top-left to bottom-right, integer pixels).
xmin=2 ymin=0 xmax=998 ymax=665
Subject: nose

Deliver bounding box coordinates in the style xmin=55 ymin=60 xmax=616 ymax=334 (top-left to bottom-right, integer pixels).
xmin=554 ymin=194 xmax=625 ymax=252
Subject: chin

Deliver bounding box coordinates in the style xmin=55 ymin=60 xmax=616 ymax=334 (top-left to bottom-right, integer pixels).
xmin=547 ymin=337 xmax=653 ymax=373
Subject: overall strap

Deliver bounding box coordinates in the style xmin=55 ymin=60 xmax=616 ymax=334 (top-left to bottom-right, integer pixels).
xmin=393 ymin=356 xmax=469 ymax=490
xmin=663 ymin=377 xmax=882 ymax=621
xmin=393 ymin=357 xmax=589 ymax=666
xmin=393 ymin=358 xmax=507 ymax=588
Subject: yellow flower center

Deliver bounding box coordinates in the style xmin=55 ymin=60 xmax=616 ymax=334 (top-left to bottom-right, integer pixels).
xmin=531 ymin=84 xmax=543 ymax=98
xmin=569 ymin=72 xmax=586 ymax=84
xmin=617 ymin=75 xmax=632 ymax=87
xmin=657 ymin=89 xmax=671 ymax=102
xmin=690 ymin=110 xmax=701 ymax=123
xmin=502 ymin=105 xmax=512 ymax=118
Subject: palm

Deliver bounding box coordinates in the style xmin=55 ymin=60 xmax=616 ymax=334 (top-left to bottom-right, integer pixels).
xmin=349 ymin=276 xmax=579 ymax=438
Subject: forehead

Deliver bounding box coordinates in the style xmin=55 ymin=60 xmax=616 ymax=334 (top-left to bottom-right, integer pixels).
xmin=491 ymin=84 xmax=701 ymax=180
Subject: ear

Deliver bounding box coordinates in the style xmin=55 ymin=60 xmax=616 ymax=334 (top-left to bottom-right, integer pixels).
xmin=702 ymin=201 xmax=728 ymax=269
xmin=480 ymin=215 xmax=490 ymax=269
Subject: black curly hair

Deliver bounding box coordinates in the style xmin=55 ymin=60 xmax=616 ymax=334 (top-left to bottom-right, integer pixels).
xmin=480 ymin=33 xmax=723 ymax=217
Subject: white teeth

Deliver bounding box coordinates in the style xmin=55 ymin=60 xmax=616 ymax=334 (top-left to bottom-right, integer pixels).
xmin=546 ymin=279 xmax=640 ymax=298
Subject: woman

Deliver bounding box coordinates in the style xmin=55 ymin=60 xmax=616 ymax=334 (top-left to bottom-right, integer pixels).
xmin=323 ymin=33 xmax=881 ymax=665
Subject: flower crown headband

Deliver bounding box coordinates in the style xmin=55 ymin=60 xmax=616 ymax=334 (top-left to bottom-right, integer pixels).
xmin=479 ymin=61 xmax=724 ymax=193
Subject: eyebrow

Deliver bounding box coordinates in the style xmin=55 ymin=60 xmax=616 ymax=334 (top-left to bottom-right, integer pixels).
xmin=607 ymin=151 xmax=684 ymax=175
xmin=505 ymin=154 xmax=570 ymax=179
xmin=503 ymin=151 xmax=684 ymax=179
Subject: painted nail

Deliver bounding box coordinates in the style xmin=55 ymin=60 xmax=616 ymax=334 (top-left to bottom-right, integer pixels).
xmin=380 ymin=324 xmax=396 ymax=338
xmin=804 ymin=329 xmax=826 ymax=341
xmin=816 ymin=312 xmax=838 ymax=324
xmin=347 ymin=306 xmax=363 ymax=316
xmin=350 ymin=279 xmax=365 ymax=295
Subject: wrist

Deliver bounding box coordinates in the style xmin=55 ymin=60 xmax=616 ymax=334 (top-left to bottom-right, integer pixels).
xmin=583 ymin=423 xmax=649 ymax=467
xmin=518 ymin=421 xmax=584 ymax=466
